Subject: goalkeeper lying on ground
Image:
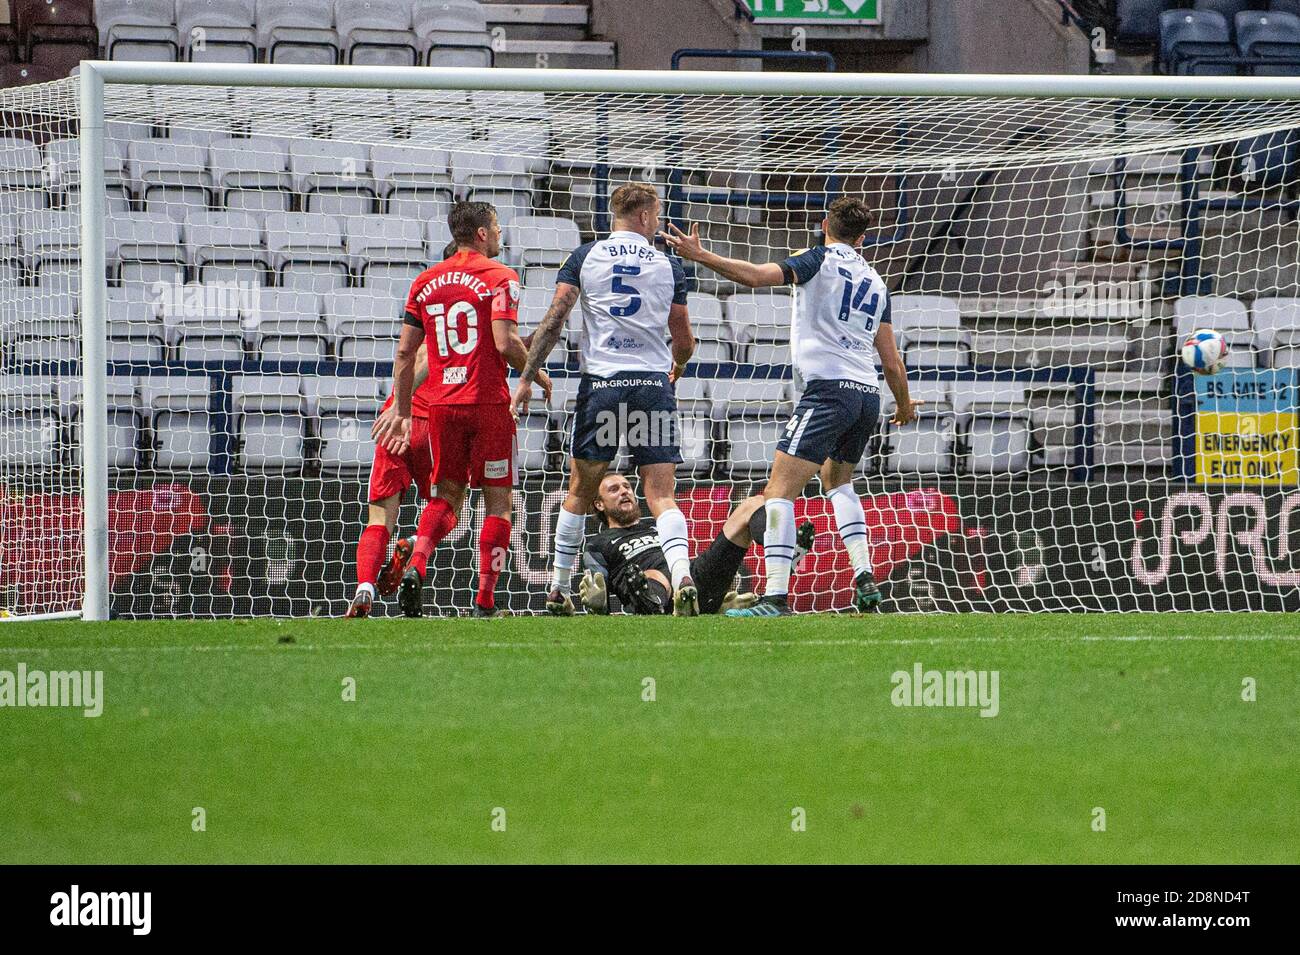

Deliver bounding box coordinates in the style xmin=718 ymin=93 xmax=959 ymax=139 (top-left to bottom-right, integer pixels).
xmin=580 ymin=473 xmax=814 ymax=615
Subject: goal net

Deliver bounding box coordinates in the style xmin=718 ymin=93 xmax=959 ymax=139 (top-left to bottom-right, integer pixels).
xmin=5 ymin=67 xmax=1300 ymax=618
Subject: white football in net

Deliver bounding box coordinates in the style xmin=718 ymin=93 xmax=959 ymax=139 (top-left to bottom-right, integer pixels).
xmin=1181 ymin=329 xmax=1229 ymax=375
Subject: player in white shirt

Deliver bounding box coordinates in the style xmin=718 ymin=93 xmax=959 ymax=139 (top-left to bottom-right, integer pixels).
xmin=511 ymin=183 xmax=699 ymax=615
xmin=662 ymin=196 xmax=923 ymax=617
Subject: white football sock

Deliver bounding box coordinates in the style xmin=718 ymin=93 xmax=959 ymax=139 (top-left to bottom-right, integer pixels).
xmin=763 ymin=497 xmax=796 ymax=598
xmin=551 ymin=506 xmax=586 ymax=591
xmin=655 ymin=507 xmax=692 ymax=589
xmin=356 ymin=582 xmax=375 ymax=598
xmin=828 ymin=482 xmax=872 ymax=579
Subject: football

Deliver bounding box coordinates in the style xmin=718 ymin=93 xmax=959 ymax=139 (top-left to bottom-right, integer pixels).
xmin=1181 ymin=328 xmax=1229 ymax=375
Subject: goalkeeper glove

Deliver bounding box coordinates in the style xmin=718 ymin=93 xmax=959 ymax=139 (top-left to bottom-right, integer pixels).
xmin=579 ymin=570 xmax=609 ymax=614
xmin=719 ymin=590 xmax=759 ymax=613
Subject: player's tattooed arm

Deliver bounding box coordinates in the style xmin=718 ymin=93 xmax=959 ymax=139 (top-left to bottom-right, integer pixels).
xmin=513 ymin=283 xmax=578 ymax=415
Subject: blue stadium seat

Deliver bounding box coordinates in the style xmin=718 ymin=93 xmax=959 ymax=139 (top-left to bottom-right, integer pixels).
xmin=1236 ymin=9 xmax=1300 ymax=73
xmin=1231 ymin=130 xmax=1298 ymax=186
xmin=1116 ymin=0 xmax=1180 ymax=45
xmin=1159 ymin=9 xmax=1236 ymax=74
xmin=1194 ymin=0 xmax=1255 ymax=34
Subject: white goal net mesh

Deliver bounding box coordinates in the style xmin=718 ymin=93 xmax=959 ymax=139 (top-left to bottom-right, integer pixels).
xmin=5 ymin=75 xmax=1300 ymax=617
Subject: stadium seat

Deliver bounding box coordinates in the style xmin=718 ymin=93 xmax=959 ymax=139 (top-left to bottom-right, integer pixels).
xmin=413 ymin=0 xmax=492 ymax=67
xmin=426 ymin=217 xmax=453 ymax=258
xmin=23 ymin=209 xmax=81 ymax=294
xmin=1116 ymin=0 xmax=1180 ymax=45
xmin=289 ymin=140 xmax=376 ymax=216
xmin=723 ymin=291 xmax=793 ymax=341
xmin=884 ymin=295 xmax=972 ymax=368
xmin=324 ymin=287 xmax=394 ymax=340
xmin=265 ymin=212 xmax=349 ymax=292
xmin=1097 ymin=404 xmax=1172 ymax=469
xmin=0 ymin=375 xmax=60 ymax=467
xmin=0 ymin=23 xmax=18 ymax=64
xmin=1235 ymin=9 xmax=1300 ymax=73
xmin=106 ymin=298 xmax=166 ymax=366
xmin=883 ymin=383 xmax=955 ymax=473
xmin=686 ymin=292 xmax=724 ymax=326
xmin=345 ymin=214 xmax=426 ymax=293
xmin=1173 ymin=295 xmax=1257 ymax=367
xmin=337 ymin=333 xmax=397 ymax=362
xmin=335 ymin=0 xmax=418 ymax=67
xmin=371 ymin=143 xmax=454 ymax=221
xmin=1159 ymin=9 xmax=1236 ymax=74
xmin=177 ymin=0 xmax=258 ymax=63
xmin=1250 ymin=297 xmax=1300 ymax=366
xmin=673 ymin=377 xmax=714 ymax=474
xmin=162 ymin=284 xmax=247 ymax=364
xmin=232 ymin=374 xmax=306 ymax=471
xmin=308 ymin=376 xmax=383 ymax=472
xmin=145 ymin=375 xmax=211 ymax=470
xmin=715 ymin=379 xmax=791 ymax=476
xmin=16 ymin=0 xmax=98 ymax=77
xmin=521 ymin=265 xmax=560 ymax=289
xmin=246 ymin=289 xmax=326 ymax=362
xmin=484 ymin=123 xmax=551 ymax=175
xmin=209 ymin=136 xmax=294 ymax=217
xmin=1195 ymin=1 xmax=1255 ymax=29
xmin=99 ymin=0 xmax=181 ymax=61
xmin=127 ymin=140 xmax=213 ymax=220
xmin=732 ymin=323 xmax=789 ymax=365
xmin=110 ymin=213 xmax=187 ymax=289
xmin=68 ymin=375 xmax=144 ymax=469
xmin=256 ymin=0 xmax=339 ymax=65
xmin=505 ymin=215 xmax=581 ymax=270
xmin=953 ymin=383 xmax=1033 ymax=474
xmin=1230 ymin=129 xmax=1297 ymax=185
xmin=184 ymin=210 xmax=271 ymax=286
xmin=44 ymin=136 xmax=132 ymax=212
xmin=513 ymin=380 xmax=550 ymax=471
xmin=0 ymin=134 xmax=43 ymax=187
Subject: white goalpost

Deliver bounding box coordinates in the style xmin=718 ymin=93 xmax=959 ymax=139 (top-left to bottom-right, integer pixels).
xmin=4 ymin=62 xmax=1300 ymax=619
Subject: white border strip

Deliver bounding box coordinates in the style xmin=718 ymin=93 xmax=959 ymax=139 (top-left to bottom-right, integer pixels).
xmin=0 ymin=610 xmax=84 ymax=623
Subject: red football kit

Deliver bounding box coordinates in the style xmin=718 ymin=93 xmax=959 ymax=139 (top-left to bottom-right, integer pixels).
xmin=402 ymin=249 xmax=521 ymax=489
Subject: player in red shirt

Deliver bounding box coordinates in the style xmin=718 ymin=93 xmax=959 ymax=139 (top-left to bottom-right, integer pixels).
xmin=343 ymin=343 xmax=432 ymax=618
xmin=377 ymin=201 xmax=551 ymax=617
xmin=346 ymin=243 xmax=462 ymax=618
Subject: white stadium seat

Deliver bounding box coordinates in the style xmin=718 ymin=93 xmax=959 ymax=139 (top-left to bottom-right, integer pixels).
xmin=336 ymin=0 xmax=418 ymax=67
xmin=257 ymin=0 xmax=340 ymax=65
xmin=177 ymin=0 xmax=258 ymax=64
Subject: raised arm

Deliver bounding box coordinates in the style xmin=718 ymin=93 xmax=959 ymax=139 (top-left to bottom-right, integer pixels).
xmin=659 ymin=223 xmax=786 ymax=288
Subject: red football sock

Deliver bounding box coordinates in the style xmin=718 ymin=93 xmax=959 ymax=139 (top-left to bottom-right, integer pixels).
xmin=476 ymin=516 xmax=512 ymax=610
xmin=356 ymin=525 xmax=390 ymax=590
xmin=409 ymin=497 xmax=457 ymax=579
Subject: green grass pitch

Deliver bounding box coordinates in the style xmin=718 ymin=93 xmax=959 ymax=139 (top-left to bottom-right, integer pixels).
xmin=0 ymin=614 xmax=1296 ymax=864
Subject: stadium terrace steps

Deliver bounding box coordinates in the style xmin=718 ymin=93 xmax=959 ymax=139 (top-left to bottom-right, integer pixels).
xmin=480 ymin=3 xmax=589 ymax=41
xmin=489 ymin=37 xmax=615 ymax=69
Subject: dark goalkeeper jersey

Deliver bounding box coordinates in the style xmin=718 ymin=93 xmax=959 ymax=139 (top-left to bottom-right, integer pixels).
xmin=584 ymin=518 xmax=671 ymax=613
